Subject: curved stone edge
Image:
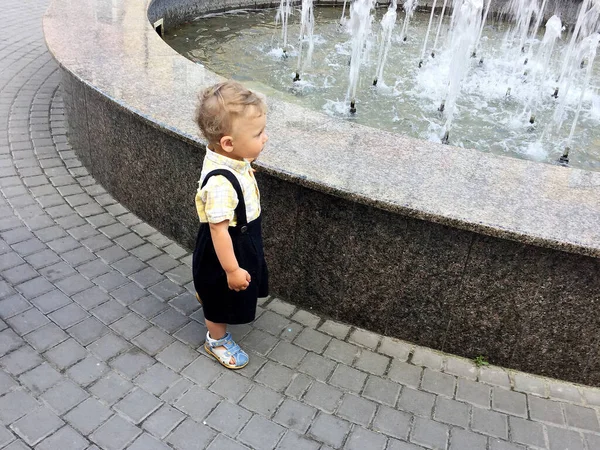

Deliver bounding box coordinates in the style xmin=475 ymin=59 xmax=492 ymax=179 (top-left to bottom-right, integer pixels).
xmin=42 ymin=0 xmax=600 ymax=385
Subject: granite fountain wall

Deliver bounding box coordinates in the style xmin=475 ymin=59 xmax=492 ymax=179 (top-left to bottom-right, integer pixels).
xmin=44 ymin=0 xmax=600 ymax=385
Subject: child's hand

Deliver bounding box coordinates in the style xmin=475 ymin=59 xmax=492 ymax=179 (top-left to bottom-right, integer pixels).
xmin=226 ymin=268 xmax=251 ymax=291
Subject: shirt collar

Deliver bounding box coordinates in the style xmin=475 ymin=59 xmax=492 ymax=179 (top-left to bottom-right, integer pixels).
xmin=205 ymin=148 xmax=251 ymax=174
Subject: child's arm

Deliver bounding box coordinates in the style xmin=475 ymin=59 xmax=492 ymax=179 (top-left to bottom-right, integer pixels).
xmin=209 ymin=220 xmax=251 ymax=291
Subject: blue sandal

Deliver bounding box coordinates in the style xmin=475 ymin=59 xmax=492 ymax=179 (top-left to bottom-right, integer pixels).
xmin=204 ymin=332 xmax=249 ymax=369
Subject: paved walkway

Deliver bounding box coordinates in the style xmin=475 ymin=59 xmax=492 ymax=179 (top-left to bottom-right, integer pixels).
xmin=2 ymin=1 xmax=600 ymax=449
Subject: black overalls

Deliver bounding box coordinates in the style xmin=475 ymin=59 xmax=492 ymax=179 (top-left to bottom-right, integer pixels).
xmin=192 ymin=169 xmax=268 ymax=324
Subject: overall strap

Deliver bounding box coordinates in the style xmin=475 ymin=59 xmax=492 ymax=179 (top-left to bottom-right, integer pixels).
xmin=201 ymin=169 xmax=248 ymax=226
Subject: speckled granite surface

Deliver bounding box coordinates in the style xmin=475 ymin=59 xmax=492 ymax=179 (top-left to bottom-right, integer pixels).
xmin=44 ymin=0 xmax=600 ymax=383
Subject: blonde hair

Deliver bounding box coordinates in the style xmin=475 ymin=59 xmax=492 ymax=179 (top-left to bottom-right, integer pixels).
xmin=195 ymin=80 xmax=267 ymax=145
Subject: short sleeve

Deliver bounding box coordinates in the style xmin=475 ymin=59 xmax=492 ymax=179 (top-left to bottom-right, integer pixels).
xmin=198 ymin=175 xmax=239 ymax=224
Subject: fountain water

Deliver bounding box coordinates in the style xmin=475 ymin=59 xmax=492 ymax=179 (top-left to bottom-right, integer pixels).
xmin=294 ymin=0 xmax=315 ymax=82
xmin=431 ymin=0 xmax=450 ymax=57
xmin=346 ymin=0 xmax=375 ymax=113
xmin=440 ymin=0 xmax=484 ymax=144
xmin=374 ymin=0 xmax=398 ymax=85
xmin=399 ymin=0 xmax=419 ymax=42
xmin=275 ymin=0 xmax=293 ymax=57
xmin=419 ymin=0 xmax=438 ymax=67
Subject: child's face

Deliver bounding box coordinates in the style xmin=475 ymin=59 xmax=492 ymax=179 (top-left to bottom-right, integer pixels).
xmin=230 ymin=110 xmax=268 ymax=161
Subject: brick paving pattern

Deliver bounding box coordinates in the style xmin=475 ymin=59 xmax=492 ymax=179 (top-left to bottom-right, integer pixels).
xmin=1 ymin=1 xmax=600 ymax=449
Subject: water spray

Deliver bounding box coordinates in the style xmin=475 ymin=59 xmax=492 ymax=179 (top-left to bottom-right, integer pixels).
xmin=419 ymin=0 xmax=438 ymax=67
xmin=374 ymin=1 xmax=398 ymax=85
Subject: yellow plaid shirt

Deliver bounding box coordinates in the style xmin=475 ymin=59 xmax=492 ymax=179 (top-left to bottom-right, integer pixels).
xmin=195 ymin=149 xmax=261 ymax=226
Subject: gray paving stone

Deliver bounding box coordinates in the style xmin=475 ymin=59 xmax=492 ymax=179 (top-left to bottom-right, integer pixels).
xmin=546 ymin=425 xmax=585 ymax=450
xmin=255 ymin=361 xmax=295 ymax=393
xmin=110 ymin=348 xmax=154 ymax=378
xmin=434 ymin=396 xmax=470 ymax=428
xmin=372 ymin=405 xmax=411 ymax=440
xmin=11 ymin=406 xmax=64 ymax=446
xmin=43 ymin=338 xmax=87 ymax=369
xmin=513 ymin=372 xmax=547 ymax=396
xmin=61 ymin=247 xmax=95 ymax=265
xmin=0 ymin=253 xmax=25 ymax=273
xmin=284 ymin=373 xmax=312 ymax=399
xmin=548 ymin=381 xmax=583 ymax=403
xmin=471 ymin=407 xmax=508 ymax=439
xmin=55 ymin=274 xmax=94 ymax=296
xmin=563 ymin=402 xmax=600 ymax=431
xmin=0 ymin=345 xmax=42 ymax=376
xmin=151 ymin=308 xmax=189 ymax=333
xmin=208 ymin=371 xmax=252 ymax=402
xmin=89 ymin=371 xmax=134 ymax=405
xmin=169 ymin=292 xmax=200 ymax=315
xmin=67 ymin=316 xmax=110 ymax=346
xmin=112 ymin=255 xmax=147 ymax=276
xmin=241 ymin=329 xmax=279 ymax=356
xmin=49 ymin=302 xmax=89 ymax=328
xmin=87 ymin=213 xmax=117 ymax=228
xmin=90 ymin=299 xmax=128 ymax=325
xmin=93 ymin=270 xmax=128 ymax=291
xmin=308 ymin=412 xmax=351 ymax=449
xmin=156 ymin=341 xmax=199 ymax=372
xmin=388 ymin=360 xmax=423 ymax=388
xmin=318 ymin=320 xmax=351 ymax=340
xmin=303 ymin=381 xmax=343 ymax=413
xmin=397 ymin=387 xmax=435 ymax=417
xmin=456 ymin=378 xmax=491 ymax=408
xmin=353 ymin=349 xmax=390 ymax=376
xmin=148 ymin=279 xmax=184 ymax=301
xmin=90 ymin=415 xmax=141 ymax=450
xmin=492 ymin=387 xmax=527 ymax=418
xmin=131 ymin=243 xmax=163 ymax=262
xmin=329 ymin=364 xmax=367 ymax=394
xmin=292 ymin=352 xmax=333 ymax=383
xmin=488 ymin=439 xmax=526 ymax=450
xmin=206 ymin=401 xmax=252 ymax=437
xmin=11 ymin=238 xmax=46 ymax=257
xmin=71 ymin=286 xmax=110 ymax=310
xmin=15 ymin=276 xmax=54 ymax=300
xmin=18 ymin=362 xmax=62 ymax=395
xmin=2 ymin=264 xmax=38 ymax=285
xmin=114 ymin=388 xmax=162 ymax=424
xmin=254 ymin=311 xmax=291 ymax=337
xmin=36 ymin=425 xmax=88 ymax=450
xmin=87 ymin=332 xmax=131 ymax=361
xmin=130 ymin=267 xmax=165 ymax=288
xmin=68 ymin=224 xmax=100 ymax=240
xmin=181 ymin=355 xmax=225 ymax=387
xmin=64 ymin=397 xmax=112 ymax=435
xmin=237 ymin=415 xmax=285 ymax=450
xmin=142 ymin=404 xmax=185 ymax=440
xmin=293 ymin=327 xmax=331 ymax=354
xmin=41 ymin=378 xmax=89 ymax=415
xmin=110 ymin=313 xmax=151 ymax=339
xmin=410 ymin=416 xmax=449 ymax=450
xmin=0 ymin=295 xmax=30 ymax=319
xmin=528 ymin=395 xmax=565 ymax=425
xmin=24 ymin=249 xmax=61 ymax=269
xmin=0 ymin=425 xmax=15 ymax=447
xmin=39 ymin=261 xmax=76 ymax=282
xmin=206 ymin=434 xmax=250 ymax=450
xmin=268 ymin=341 xmax=307 ymax=369
xmin=173 ymin=320 xmax=206 ymax=347
xmin=323 ymin=338 xmax=360 ymax=365
xmin=584 ymin=432 xmax=600 ymax=450
xmin=348 ymin=328 xmax=381 ymax=350
xmin=160 ymin=378 xmax=193 ymax=403
xmin=77 ymin=258 xmax=111 ymax=278
xmin=66 ymin=356 xmax=109 ymax=386
xmin=47 ymin=235 xmax=80 ymax=254
xmin=0 ymin=390 xmax=38 ymax=425
xmin=290 ymin=309 xmax=320 ymax=328
xmin=166 ymin=418 xmax=216 ymax=450
xmin=110 ymin=282 xmax=146 ymax=305
xmin=508 ymin=416 xmax=545 ymax=448
xmin=134 ymin=363 xmax=179 ymax=396
xmin=363 ymin=375 xmax=401 ymax=407
xmin=30 ymin=289 xmax=71 ymax=314
xmin=273 ymin=398 xmax=317 ymax=434
xmin=386 ymin=439 xmax=426 ymax=450
xmin=130 ymin=295 xmax=169 ymax=319
xmin=240 ymin=384 xmax=283 ymax=417
xmin=336 ymin=393 xmax=377 ymax=426
xmin=0 ymin=329 xmax=24 ymax=356
xmin=174 ymin=386 xmax=220 ymax=422
xmin=449 ymin=427 xmax=487 ymax=450
xmin=345 ymin=426 xmax=387 ymax=450
xmin=128 ymin=433 xmax=171 ymax=450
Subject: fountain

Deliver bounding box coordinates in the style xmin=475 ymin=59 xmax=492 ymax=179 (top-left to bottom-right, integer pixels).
xmin=166 ymin=1 xmax=600 ymax=170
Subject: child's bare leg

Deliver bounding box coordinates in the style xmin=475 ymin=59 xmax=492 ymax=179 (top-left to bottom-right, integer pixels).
xmin=205 ymin=319 xmax=235 ymax=364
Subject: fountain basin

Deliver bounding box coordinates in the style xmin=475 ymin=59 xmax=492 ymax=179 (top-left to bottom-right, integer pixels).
xmin=44 ymin=0 xmax=600 ymax=385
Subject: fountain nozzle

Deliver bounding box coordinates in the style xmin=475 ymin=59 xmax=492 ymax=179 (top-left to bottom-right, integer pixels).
xmin=418 ymin=60 xmax=423 ymax=68
xmin=505 ymin=88 xmax=511 ymax=98
xmin=293 ymin=72 xmax=301 ymax=82
xmin=529 ymin=115 xmax=535 ymax=124
xmin=471 ymin=51 xmax=477 ymax=58
xmin=438 ymin=101 xmax=445 ymax=113
xmin=282 ymin=49 xmax=288 ymax=59
xmin=559 ymin=147 xmax=570 ymax=165
xmin=552 ymin=87 xmax=559 ymax=99
xmin=373 ymin=78 xmax=378 ymax=86
xmin=431 ymin=51 xmax=435 ymax=58
xmin=350 ymin=100 xmax=357 ymax=114
xmin=524 ymin=58 xmax=528 ymax=65
xmin=441 ymin=131 xmax=450 ymax=145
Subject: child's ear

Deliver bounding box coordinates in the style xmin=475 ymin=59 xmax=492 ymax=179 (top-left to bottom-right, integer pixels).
xmin=220 ymin=135 xmax=234 ymax=153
